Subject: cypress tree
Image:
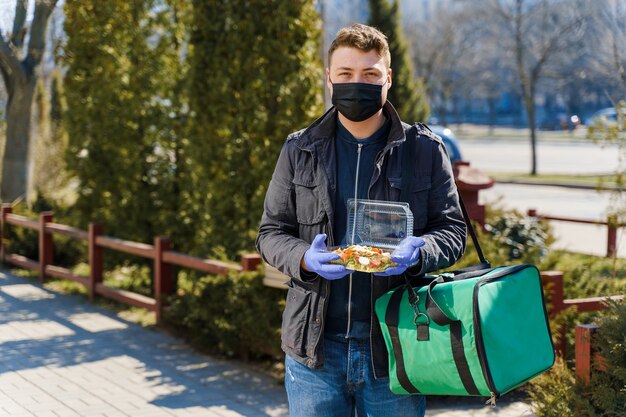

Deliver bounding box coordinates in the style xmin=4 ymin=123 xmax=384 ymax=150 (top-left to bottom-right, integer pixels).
xmin=63 ymin=0 xmax=191 ymax=244
xmin=368 ymin=0 xmax=429 ymax=123
xmin=188 ymin=0 xmax=324 ymax=256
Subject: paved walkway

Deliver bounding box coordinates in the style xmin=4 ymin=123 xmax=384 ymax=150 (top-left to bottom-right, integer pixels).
xmin=0 ymin=269 xmax=536 ymax=417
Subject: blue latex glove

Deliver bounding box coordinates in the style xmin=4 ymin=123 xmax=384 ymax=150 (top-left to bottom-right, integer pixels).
xmin=303 ymin=234 xmax=350 ymax=280
xmin=374 ymin=236 xmax=425 ymax=276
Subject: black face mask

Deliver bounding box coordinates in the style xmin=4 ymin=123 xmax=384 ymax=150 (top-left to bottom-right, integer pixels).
xmin=331 ymin=80 xmax=386 ymax=122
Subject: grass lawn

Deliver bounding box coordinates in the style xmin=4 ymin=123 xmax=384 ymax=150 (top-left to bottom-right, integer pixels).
xmin=486 ymin=172 xmax=619 ymax=189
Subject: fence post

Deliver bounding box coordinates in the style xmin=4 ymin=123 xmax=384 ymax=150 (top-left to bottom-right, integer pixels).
xmin=88 ymin=223 xmax=103 ymax=302
xmin=39 ymin=212 xmax=54 ymax=282
xmin=541 ymin=270 xmax=565 ymax=317
xmin=606 ymin=215 xmax=617 ymax=258
xmin=0 ymin=204 xmax=12 ymax=263
xmin=541 ymin=270 xmax=565 ymax=355
xmin=241 ymin=253 xmax=262 ymax=272
xmin=154 ymin=236 xmax=173 ymax=324
xmin=575 ymin=324 xmax=599 ymax=384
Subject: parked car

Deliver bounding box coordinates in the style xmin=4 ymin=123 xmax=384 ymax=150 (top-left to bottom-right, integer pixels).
xmin=585 ymin=107 xmax=625 ymax=127
xmin=430 ymin=125 xmax=463 ymax=165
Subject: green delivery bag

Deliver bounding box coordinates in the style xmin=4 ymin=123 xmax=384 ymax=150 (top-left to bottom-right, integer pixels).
xmin=375 ymin=264 xmax=555 ymax=404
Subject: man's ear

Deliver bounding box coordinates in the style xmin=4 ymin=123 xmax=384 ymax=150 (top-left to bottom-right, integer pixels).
xmin=387 ymin=68 xmax=393 ymax=89
xmin=326 ymin=68 xmax=333 ymax=93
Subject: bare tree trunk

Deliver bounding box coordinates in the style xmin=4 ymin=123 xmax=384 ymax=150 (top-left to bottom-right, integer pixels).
xmin=488 ymin=96 xmax=496 ymax=135
xmin=526 ymin=83 xmax=538 ymax=176
xmin=2 ymin=80 xmax=36 ymax=202
xmin=0 ymin=0 xmax=58 ymax=203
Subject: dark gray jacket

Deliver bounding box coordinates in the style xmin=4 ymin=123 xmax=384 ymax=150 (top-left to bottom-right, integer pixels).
xmin=256 ymin=102 xmax=466 ymax=377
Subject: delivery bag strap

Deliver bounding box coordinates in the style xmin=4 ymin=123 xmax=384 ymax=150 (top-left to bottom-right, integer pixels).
xmin=386 ymin=124 xmax=481 ymax=396
xmin=401 ymin=123 xmax=490 ymax=269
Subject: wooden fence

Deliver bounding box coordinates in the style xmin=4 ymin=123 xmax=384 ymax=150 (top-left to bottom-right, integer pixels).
xmin=528 ymin=209 xmax=622 ymax=258
xmin=1 ymin=204 xmax=622 ymax=382
xmin=0 ymin=204 xmax=261 ymax=323
xmin=541 ymin=270 xmax=622 ymax=383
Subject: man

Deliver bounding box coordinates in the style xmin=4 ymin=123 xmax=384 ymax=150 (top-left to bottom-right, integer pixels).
xmin=256 ymin=24 xmax=466 ymax=417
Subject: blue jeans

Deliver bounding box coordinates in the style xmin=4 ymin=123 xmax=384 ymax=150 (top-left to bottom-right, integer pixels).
xmin=285 ymin=336 xmax=426 ymax=417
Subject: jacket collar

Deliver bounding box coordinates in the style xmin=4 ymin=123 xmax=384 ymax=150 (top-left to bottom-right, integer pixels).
xmin=293 ymin=101 xmax=407 ymax=152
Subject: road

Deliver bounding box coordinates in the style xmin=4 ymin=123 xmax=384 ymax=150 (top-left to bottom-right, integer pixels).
xmin=459 ymin=139 xmax=619 ymax=175
xmin=458 ymin=138 xmax=625 ymax=257
xmin=480 ymin=183 xmax=626 ymax=258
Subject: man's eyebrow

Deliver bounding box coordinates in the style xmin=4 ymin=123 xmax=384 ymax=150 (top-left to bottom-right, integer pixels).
xmin=334 ymin=66 xmax=381 ymax=71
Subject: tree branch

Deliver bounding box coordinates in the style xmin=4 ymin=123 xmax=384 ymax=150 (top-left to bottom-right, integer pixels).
xmin=531 ymin=16 xmax=586 ymax=81
xmin=24 ymin=0 xmax=59 ymax=76
xmin=10 ymin=0 xmax=28 ymax=49
xmin=0 ymin=32 xmax=25 ymax=94
xmin=0 ymin=61 xmax=10 ymax=96
xmin=611 ymin=30 xmax=626 ymax=90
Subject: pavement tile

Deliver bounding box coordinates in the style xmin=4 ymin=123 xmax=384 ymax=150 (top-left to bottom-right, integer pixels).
xmin=0 ymin=269 xmax=540 ymax=417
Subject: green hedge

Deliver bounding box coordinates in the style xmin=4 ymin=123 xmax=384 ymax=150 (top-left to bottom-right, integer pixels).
xmin=528 ymin=300 xmax=626 ymax=417
xmin=2 ymin=196 xmax=84 ymax=268
xmin=164 ymin=268 xmax=284 ymax=361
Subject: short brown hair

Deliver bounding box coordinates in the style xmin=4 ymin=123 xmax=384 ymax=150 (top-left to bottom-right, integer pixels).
xmin=328 ymin=24 xmax=391 ymax=68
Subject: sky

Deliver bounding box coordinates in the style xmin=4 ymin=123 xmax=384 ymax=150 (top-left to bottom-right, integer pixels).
xmin=0 ymin=0 xmax=65 ymax=35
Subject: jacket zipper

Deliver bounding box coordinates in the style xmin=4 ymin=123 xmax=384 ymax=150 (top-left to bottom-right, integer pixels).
xmin=472 ymin=264 xmax=532 ymax=406
xmin=312 ymin=215 xmax=333 ymax=368
xmin=345 ymin=143 xmax=363 ymax=338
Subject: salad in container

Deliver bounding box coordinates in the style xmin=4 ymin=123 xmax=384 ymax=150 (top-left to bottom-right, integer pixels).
xmin=330 ymin=199 xmax=414 ymax=273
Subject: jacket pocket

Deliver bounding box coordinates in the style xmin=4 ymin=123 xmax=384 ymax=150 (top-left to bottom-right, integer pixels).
xmin=388 ymin=175 xmax=431 ymax=229
xmin=293 ymin=174 xmax=325 ymax=225
xmin=282 ymin=282 xmax=312 ymax=355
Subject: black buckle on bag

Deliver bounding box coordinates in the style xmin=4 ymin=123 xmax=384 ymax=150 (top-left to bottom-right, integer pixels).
xmin=408 ymin=289 xmax=430 ymax=341
xmin=414 ymin=312 xmax=430 ymax=341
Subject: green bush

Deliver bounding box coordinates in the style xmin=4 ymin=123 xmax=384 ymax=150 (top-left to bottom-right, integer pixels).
xmin=103 ymin=263 xmax=153 ymax=297
xmin=453 ymin=207 xmax=554 ymax=269
xmin=538 ymin=251 xmax=626 ymax=359
xmin=2 ymin=197 xmax=84 ymax=268
xmin=164 ymin=268 xmax=284 ymax=361
xmin=528 ymin=301 xmax=626 ymax=417
xmin=539 ymin=252 xmax=626 ymax=299
xmin=485 ymin=208 xmax=553 ymax=262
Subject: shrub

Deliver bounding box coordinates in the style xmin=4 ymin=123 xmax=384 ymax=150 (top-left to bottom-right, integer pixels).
xmin=453 ymin=207 xmax=554 ymax=269
xmin=2 ymin=196 xmax=84 ymax=268
xmin=538 ymin=251 xmax=626 ymax=359
xmin=528 ymin=300 xmax=626 ymax=417
xmin=103 ymin=263 xmax=153 ymax=297
xmin=164 ymin=268 xmax=284 ymax=361
xmin=484 ymin=209 xmax=553 ymax=262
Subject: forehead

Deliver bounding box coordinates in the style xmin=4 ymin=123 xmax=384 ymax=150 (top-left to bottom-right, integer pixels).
xmin=329 ymin=47 xmax=387 ymax=71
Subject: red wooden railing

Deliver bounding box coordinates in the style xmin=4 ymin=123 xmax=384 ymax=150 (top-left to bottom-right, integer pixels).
xmin=574 ymin=324 xmax=604 ymax=384
xmin=541 ymin=270 xmax=623 ymax=383
xmin=1 ymin=204 xmax=621 ymax=382
xmin=0 ymin=204 xmax=262 ymax=323
xmin=528 ymin=209 xmax=622 ymax=258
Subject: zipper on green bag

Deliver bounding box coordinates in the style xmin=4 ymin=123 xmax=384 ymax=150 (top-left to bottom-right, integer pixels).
xmin=473 ymin=281 xmax=500 ymax=406
xmin=474 ymin=265 xmax=531 ymax=407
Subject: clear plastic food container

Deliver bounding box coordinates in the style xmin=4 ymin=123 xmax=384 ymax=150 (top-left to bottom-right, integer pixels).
xmin=331 ymin=199 xmax=414 ymax=272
